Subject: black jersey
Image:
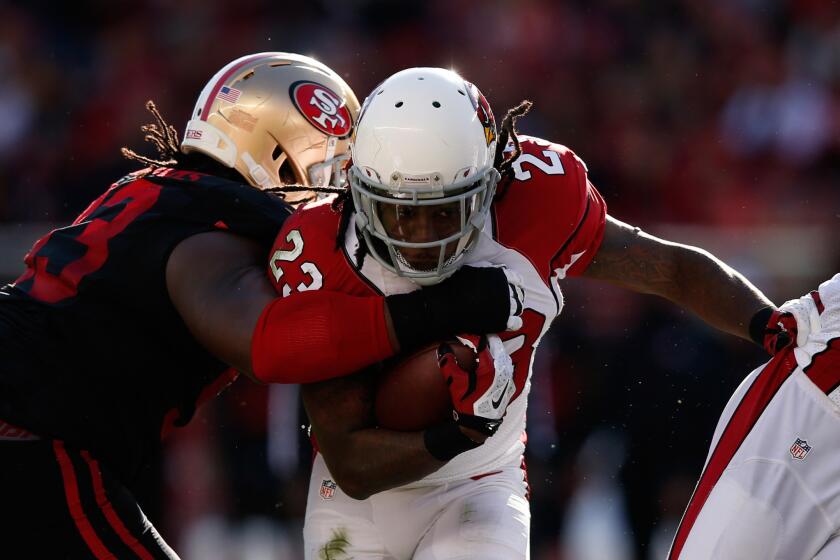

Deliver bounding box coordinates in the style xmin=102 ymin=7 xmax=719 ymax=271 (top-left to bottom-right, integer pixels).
xmin=0 ymin=166 xmax=290 ymax=483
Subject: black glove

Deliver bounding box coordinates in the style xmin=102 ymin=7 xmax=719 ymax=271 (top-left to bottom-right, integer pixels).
xmin=386 ymin=266 xmax=525 ymax=352
xmin=750 ymin=306 xmax=798 ymax=355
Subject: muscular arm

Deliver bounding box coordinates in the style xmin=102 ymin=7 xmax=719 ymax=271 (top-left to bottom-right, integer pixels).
xmin=582 ymin=215 xmax=774 ymax=341
xmin=165 ymin=231 xmax=397 ymax=379
xmin=302 ymin=374 xmax=446 ymax=500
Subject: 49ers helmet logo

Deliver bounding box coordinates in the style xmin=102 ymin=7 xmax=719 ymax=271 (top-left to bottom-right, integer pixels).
xmin=291 ymin=81 xmax=353 ymax=138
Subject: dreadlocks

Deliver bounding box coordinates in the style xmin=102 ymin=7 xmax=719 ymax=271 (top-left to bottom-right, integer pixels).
xmin=264 ymin=184 xmax=348 ymax=207
xmin=268 ymin=181 xmax=360 ymax=257
xmin=331 ymin=184 xmax=356 ymax=249
xmin=123 ymin=100 xmax=341 ymax=207
xmin=492 ymin=99 xmax=533 ymax=199
xmin=121 ymin=100 xmax=180 ymax=168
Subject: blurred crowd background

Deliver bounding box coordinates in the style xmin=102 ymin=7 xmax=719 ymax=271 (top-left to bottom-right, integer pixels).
xmin=3 ymin=0 xmax=838 ymax=558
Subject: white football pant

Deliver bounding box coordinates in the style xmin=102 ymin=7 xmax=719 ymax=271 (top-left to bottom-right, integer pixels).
xmin=304 ymin=453 xmax=530 ymax=559
xmin=671 ymin=279 xmax=840 ymax=559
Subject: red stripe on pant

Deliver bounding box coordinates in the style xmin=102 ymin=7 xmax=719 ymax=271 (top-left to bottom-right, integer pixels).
xmin=811 ymin=290 xmax=825 ymax=314
xmin=668 ymin=349 xmax=799 ymax=559
xmin=803 ymin=338 xmax=840 ymax=394
xmin=521 ymin=456 xmax=531 ymax=501
xmin=80 ymin=450 xmax=155 ymax=560
xmin=53 ymin=441 xmax=116 ymax=559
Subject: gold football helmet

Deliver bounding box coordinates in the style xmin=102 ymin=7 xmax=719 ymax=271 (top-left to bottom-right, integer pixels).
xmin=181 ymin=52 xmax=359 ymax=191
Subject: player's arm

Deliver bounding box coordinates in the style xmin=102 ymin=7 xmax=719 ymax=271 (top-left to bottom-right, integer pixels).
xmin=166 ymin=231 xmax=397 ymax=380
xmin=166 ymin=231 xmax=519 ymax=382
xmin=582 ymin=215 xmax=775 ymax=342
xmin=302 ymin=335 xmax=514 ymax=500
xmin=301 ymin=374 xmax=450 ymax=500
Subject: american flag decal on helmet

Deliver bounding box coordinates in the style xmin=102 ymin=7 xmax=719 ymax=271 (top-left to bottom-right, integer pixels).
xmin=216 ymin=85 xmax=242 ymax=104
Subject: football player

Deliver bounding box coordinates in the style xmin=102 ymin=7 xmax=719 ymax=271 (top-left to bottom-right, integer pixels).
xmin=670 ymin=274 xmax=840 ymax=560
xmin=267 ymin=67 xmax=785 ymax=559
xmin=0 ymin=55 xmax=520 ymax=558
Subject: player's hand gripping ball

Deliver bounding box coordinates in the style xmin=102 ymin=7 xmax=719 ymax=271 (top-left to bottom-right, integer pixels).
xmin=375 ymin=339 xmax=475 ymax=431
xmin=440 ymin=334 xmax=516 ymax=437
xmin=375 ymin=334 xmax=515 ymax=434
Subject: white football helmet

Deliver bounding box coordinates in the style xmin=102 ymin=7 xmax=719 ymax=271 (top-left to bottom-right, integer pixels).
xmin=181 ymin=52 xmax=359 ymax=193
xmin=349 ymin=67 xmax=500 ymax=285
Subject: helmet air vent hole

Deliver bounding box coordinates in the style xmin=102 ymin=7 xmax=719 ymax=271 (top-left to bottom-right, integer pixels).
xmin=395 ymin=101 xmax=403 ymax=108
xmin=272 ymin=145 xmax=283 ymax=160
xmin=278 ymin=158 xmax=296 ymax=185
xmin=432 ymin=101 xmax=441 ymax=108
xmin=418 ymin=77 xmax=424 ymax=80
xmin=457 ymin=89 xmax=465 ymax=96
xmin=242 ymin=71 xmax=255 ymax=81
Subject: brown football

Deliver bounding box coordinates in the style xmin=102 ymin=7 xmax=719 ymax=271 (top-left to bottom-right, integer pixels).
xmin=374 ymin=340 xmax=477 ymax=431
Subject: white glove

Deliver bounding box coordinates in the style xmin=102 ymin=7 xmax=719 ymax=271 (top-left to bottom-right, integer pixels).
xmin=454 ymin=333 xmax=516 ymax=420
xmin=778 ymin=294 xmax=822 ymax=347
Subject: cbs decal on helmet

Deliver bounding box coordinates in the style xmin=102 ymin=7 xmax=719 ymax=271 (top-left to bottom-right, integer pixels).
xmin=291 ymin=81 xmax=354 ymax=138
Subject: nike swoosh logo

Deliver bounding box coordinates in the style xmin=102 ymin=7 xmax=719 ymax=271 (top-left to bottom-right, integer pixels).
xmin=492 ymin=381 xmax=511 ymax=409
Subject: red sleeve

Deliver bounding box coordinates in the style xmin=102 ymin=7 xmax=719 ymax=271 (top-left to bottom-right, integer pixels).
xmin=536 ymin=145 xmax=606 ymax=278
xmin=553 ymin=175 xmax=607 ymax=277
xmin=250 ymin=290 xmax=395 ymax=384
xmin=251 ymin=199 xmax=396 ymax=383
xmin=494 ymin=138 xmax=608 ymax=280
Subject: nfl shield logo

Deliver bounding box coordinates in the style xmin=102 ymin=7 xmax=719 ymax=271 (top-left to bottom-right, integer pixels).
xmin=790 ymin=438 xmax=812 ymax=460
xmin=320 ymin=479 xmax=337 ymax=500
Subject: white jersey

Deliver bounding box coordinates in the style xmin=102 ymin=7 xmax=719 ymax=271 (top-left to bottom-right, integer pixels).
xmin=671 ymin=273 xmax=840 ymax=560
xmin=268 ymin=136 xmax=608 ymax=483
xmin=345 ymin=222 xmax=559 ymax=484
xmin=268 ymin=137 xmax=609 ymax=559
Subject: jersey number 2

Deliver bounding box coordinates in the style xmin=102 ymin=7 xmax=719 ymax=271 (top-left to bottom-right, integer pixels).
xmin=512 ymin=150 xmax=565 ymax=181
xmin=270 ymin=229 xmax=323 ymax=297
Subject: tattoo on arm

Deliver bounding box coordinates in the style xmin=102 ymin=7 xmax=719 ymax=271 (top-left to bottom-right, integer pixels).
xmin=583 ymin=216 xmax=680 ymax=298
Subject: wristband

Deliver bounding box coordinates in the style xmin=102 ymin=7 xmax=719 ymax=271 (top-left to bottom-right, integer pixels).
xmin=748 ymin=306 xmax=775 ymax=348
xmin=454 ymin=412 xmax=503 ymax=437
xmin=386 ymin=266 xmax=512 ymax=352
xmin=423 ymin=421 xmax=481 ymax=462
xmin=386 ymin=290 xmax=434 ymax=352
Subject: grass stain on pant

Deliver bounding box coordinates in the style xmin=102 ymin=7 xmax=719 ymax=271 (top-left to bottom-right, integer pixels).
xmin=320 ymin=527 xmax=351 ymax=560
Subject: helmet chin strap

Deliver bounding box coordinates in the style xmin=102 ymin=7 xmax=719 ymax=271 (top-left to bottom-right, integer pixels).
xmin=241 ymin=152 xmax=273 ymax=189
xmin=320 ymin=137 xmax=338 ymax=187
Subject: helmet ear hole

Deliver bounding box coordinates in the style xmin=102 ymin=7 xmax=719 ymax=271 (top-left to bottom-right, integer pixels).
xmin=277 ymin=157 xmax=297 ymax=185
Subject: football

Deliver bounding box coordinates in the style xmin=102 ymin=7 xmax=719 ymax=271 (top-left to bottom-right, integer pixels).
xmin=374 ymin=339 xmax=477 ymax=431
